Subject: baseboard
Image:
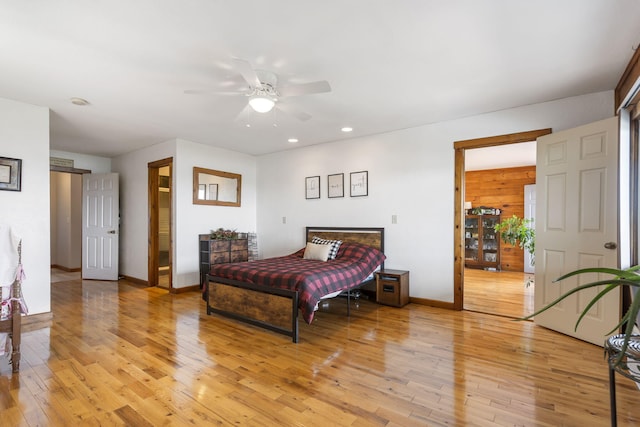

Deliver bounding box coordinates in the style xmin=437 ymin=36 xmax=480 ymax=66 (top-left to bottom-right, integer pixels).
xmin=50 ymin=264 xmax=81 ymax=272
xmin=120 ymin=275 xmax=149 ymax=286
xmin=171 ymin=284 xmax=200 ymax=294
xmin=409 ymin=297 xmax=456 ymax=310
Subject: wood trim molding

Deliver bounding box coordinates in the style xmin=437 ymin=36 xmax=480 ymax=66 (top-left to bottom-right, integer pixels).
xmin=171 ymin=285 xmax=200 ymax=294
xmin=615 ymin=45 xmax=640 ymax=111
xmin=453 ymin=128 xmax=551 ymax=311
xmin=50 ymin=165 xmax=91 ymax=174
xmin=121 ymin=275 xmax=148 ymax=286
xmin=454 ymin=128 xmax=552 ymax=150
xmin=148 ymin=157 xmax=173 ymax=168
xmin=453 ymin=148 xmax=465 ymax=310
xmin=148 ymin=157 xmax=173 ymax=290
xmin=410 ymin=297 xmax=456 ymax=310
xmin=50 ymin=264 xmax=81 ymax=272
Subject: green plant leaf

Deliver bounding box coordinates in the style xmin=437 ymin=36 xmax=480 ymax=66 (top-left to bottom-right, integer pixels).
xmin=521 ymin=265 xmax=640 ymax=368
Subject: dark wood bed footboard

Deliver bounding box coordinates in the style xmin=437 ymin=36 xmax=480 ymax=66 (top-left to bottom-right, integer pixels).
xmin=206 ymin=275 xmax=300 ymax=342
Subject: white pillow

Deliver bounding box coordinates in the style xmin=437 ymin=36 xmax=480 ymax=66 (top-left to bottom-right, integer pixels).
xmin=303 ymin=242 xmax=331 ymax=261
xmin=311 ymin=236 xmax=342 ymax=259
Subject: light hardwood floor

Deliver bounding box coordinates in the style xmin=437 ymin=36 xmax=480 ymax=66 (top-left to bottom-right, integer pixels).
xmin=0 ymin=270 xmax=638 ymax=425
xmin=464 ymin=268 xmax=534 ymax=319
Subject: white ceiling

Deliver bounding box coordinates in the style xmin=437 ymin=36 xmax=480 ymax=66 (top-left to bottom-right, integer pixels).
xmin=1 ymin=1 xmax=639 ymax=158
xmin=465 ymin=142 xmax=537 ymax=171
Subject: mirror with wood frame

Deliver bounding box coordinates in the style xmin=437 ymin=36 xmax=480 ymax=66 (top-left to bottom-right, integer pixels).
xmin=193 ymin=166 xmax=241 ymax=207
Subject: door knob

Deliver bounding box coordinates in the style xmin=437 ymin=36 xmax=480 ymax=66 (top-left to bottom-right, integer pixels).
xmin=107 ymin=230 xmax=117 ymax=234
xmin=604 ymin=242 xmax=617 ymax=250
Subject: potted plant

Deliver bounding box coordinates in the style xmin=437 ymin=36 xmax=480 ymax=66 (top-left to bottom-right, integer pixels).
xmin=210 ymin=228 xmax=238 ymax=240
xmin=524 ymin=266 xmax=640 ymax=367
xmin=494 ymin=215 xmax=535 ymax=286
xmin=494 ymin=215 xmax=535 ymax=262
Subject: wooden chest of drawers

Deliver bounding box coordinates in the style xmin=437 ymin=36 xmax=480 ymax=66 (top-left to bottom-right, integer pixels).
xmin=199 ymin=234 xmax=248 ymax=289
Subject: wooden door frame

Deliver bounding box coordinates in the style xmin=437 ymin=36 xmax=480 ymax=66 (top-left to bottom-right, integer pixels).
xmin=148 ymin=157 xmax=173 ymax=290
xmin=453 ymin=129 xmax=551 ymax=310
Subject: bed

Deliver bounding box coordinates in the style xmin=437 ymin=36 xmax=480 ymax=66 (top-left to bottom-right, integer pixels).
xmin=205 ymin=227 xmax=385 ymax=342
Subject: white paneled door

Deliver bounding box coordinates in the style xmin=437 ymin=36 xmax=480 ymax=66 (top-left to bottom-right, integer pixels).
xmin=82 ymin=173 xmax=119 ymax=280
xmin=535 ymin=117 xmax=619 ymax=346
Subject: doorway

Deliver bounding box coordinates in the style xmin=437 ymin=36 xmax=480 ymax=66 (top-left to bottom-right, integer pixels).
xmin=148 ymin=158 xmax=173 ymax=290
xmin=453 ymin=129 xmax=551 ymax=315
xmin=49 ymin=165 xmax=91 ymax=273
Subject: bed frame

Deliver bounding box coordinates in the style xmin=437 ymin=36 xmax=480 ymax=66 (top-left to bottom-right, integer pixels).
xmin=206 ymin=226 xmax=384 ymax=342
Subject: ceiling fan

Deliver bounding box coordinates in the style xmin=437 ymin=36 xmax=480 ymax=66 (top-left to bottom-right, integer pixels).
xmin=185 ymin=58 xmax=331 ymax=121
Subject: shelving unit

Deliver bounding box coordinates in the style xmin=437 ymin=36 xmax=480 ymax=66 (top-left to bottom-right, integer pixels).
xmin=464 ymin=214 xmax=500 ymax=270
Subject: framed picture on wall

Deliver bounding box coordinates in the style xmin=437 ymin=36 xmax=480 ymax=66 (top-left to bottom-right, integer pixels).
xmin=350 ymin=171 xmax=368 ymax=197
xmin=208 ymin=183 xmax=218 ymax=200
xmin=305 ymin=176 xmax=320 ymax=199
xmin=328 ymin=173 xmax=344 ymax=198
xmin=0 ymin=157 xmax=22 ymax=192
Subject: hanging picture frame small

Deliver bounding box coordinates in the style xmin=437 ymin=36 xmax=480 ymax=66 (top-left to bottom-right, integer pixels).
xmin=328 ymin=173 xmax=344 ymax=198
xmin=350 ymin=171 xmax=368 ymax=197
xmin=305 ymin=176 xmax=320 ymax=199
xmin=208 ymin=183 xmax=218 ymax=201
xmin=0 ymin=157 xmax=22 ymax=192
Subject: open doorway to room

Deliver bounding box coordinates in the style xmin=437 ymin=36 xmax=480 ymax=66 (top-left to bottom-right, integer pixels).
xmin=463 ymin=144 xmax=535 ymax=318
xmin=148 ymin=158 xmax=173 ymax=290
xmin=50 ymin=165 xmax=91 ymax=281
xmin=453 ymin=129 xmax=551 ymax=318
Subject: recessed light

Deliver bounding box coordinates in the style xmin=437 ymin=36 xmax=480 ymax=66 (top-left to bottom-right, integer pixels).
xmin=70 ymin=97 xmax=89 ymax=106
xmin=341 ymin=127 xmax=353 ymax=132
xmin=288 ymin=138 xmax=299 ymax=143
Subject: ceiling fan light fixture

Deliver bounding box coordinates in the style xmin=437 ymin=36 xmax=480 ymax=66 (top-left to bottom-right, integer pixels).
xmin=248 ymin=95 xmax=275 ymax=113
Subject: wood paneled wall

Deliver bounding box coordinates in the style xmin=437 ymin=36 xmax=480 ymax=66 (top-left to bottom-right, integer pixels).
xmin=465 ymin=165 xmax=535 ymax=271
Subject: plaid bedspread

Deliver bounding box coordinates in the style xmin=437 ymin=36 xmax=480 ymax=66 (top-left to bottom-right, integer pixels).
xmin=208 ymin=243 xmax=386 ymax=324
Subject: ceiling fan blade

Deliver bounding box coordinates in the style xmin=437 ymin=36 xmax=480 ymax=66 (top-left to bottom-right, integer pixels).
xmin=276 ymin=103 xmax=312 ymax=121
xmin=234 ymin=104 xmax=254 ymax=124
xmin=278 ymin=80 xmax=331 ymax=98
xmin=184 ymin=89 xmax=246 ymax=96
xmin=233 ymin=58 xmax=262 ymax=89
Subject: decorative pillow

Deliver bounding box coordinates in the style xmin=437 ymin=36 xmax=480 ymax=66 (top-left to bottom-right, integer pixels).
xmin=311 ymin=236 xmax=342 ymax=259
xmin=303 ymin=242 xmax=331 ymax=261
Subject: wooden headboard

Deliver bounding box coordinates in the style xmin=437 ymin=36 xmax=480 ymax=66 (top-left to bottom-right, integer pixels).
xmin=305 ymin=226 xmax=385 ymax=262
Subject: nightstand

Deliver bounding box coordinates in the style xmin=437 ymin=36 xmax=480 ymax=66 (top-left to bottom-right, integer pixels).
xmin=376 ymin=269 xmax=410 ymax=307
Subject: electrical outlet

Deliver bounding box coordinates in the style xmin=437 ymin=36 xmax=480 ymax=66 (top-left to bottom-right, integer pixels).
xmin=282 ymin=216 xmax=287 ymax=224
xmin=391 ymin=214 xmax=397 ymax=224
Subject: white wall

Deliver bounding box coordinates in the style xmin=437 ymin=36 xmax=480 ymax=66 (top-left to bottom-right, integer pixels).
xmin=256 ymin=90 xmax=615 ymax=303
xmin=111 ymin=139 xmax=176 ymax=282
xmin=111 ymin=138 xmax=257 ymax=289
xmin=174 ymin=139 xmax=257 ymax=288
xmin=0 ymin=97 xmax=51 ymax=315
